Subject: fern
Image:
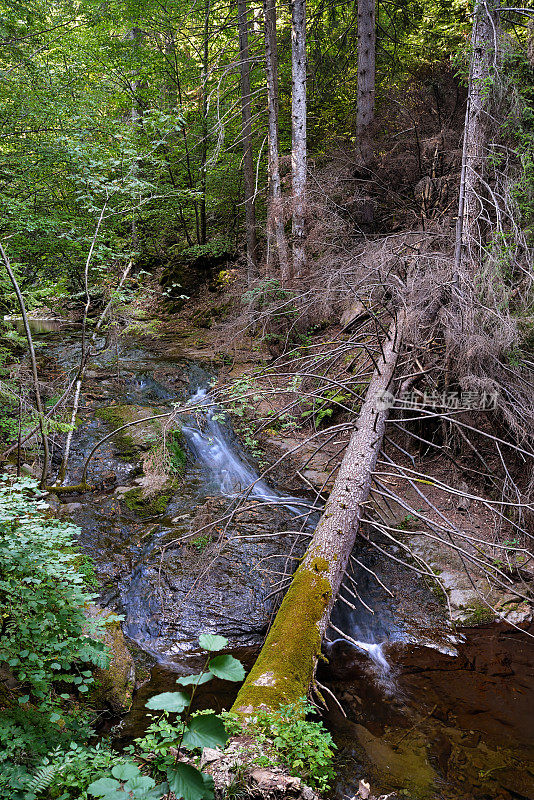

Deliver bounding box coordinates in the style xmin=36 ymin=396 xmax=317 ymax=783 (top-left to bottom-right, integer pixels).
xmin=26 ymin=762 xmax=64 ymax=796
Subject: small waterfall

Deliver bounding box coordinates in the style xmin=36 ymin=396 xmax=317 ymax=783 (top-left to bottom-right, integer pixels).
xmin=181 ymin=388 xmax=319 ymax=525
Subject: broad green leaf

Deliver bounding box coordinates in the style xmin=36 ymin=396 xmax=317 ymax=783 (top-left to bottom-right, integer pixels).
xmin=145 ymin=690 xmax=190 ymax=712
xmin=167 ymin=763 xmax=213 ymax=800
xmin=146 ymin=785 xmax=170 ymax=800
xmin=176 ymin=673 xmax=212 ymax=687
xmin=199 ymin=634 xmax=228 ymax=652
xmin=88 ymin=777 xmax=121 ymax=797
xmin=208 ymin=654 xmax=245 ymax=682
xmin=124 ymin=774 xmax=156 ymax=793
xmin=112 ymin=762 xmax=140 ymax=781
xmin=181 ymin=713 xmax=228 ymax=750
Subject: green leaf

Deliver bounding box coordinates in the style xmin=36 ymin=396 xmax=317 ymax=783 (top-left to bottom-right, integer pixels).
xmin=18 ymin=695 xmax=30 ymax=704
xmin=49 ymin=712 xmax=61 ymax=722
xmin=112 ymin=762 xmax=139 ymax=781
xmin=208 ymin=654 xmax=245 ymax=682
xmin=176 ymin=673 xmax=213 ymax=687
xmin=167 ymin=763 xmax=213 ymax=800
xmin=124 ymin=775 xmax=157 ymax=795
xmin=199 ymin=634 xmax=228 ymax=652
xmin=88 ymin=777 xmax=121 ymax=797
xmin=181 ymin=714 xmax=228 ymax=750
xmin=145 ymin=691 xmax=190 ymax=712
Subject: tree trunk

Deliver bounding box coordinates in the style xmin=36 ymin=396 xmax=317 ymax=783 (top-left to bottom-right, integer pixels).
xmin=291 ymin=0 xmax=307 ymax=279
xmin=232 ymin=316 xmax=403 ymax=713
xmin=455 ymin=0 xmax=500 ymax=269
xmin=356 ymin=0 xmax=376 ymax=166
xmin=200 ymin=0 xmax=211 ymax=245
xmin=1 ymin=244 xmax=50 ymax=488
xmin=237 ymin=0 xmax=259 ymax=282
xmin=127 ymin=27 xmax=144 ymax=248
xmin=264 ymin=0 xmax=290 ymax=284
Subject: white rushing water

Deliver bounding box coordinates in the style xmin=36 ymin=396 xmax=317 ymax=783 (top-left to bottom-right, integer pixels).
xmin=181 ymin=388 xmax=317 ymax=522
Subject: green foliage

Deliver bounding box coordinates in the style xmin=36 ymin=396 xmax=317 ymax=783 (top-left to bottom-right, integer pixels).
xmin=26 ymin=742 xmax=133 ymax=800
xmin=241 ymin=279 xmax=296 ymax=311
xmin=301 ymin=388 xmax=353 ymax=428
xmin=132 ymin=634 xmax=244 ymax=800
xmin=0 ymin=706 xmax=94 ymax=798
xmin=0 ymin=477 xmax=107 ymax=702
xmin=221 ymin=698 xmax=336 ymax=793
xmin=0 ymin=476 xmax=108 ymax=794
xmin=89 ymin=763 xmax=166 ymax=800
xmin=168 ymin=430 xmax=187 ymax=475
xmin=190 ymin=533 xmax=211 ymax=553
xmin=178 ymin=238 xmax=234 ymax=265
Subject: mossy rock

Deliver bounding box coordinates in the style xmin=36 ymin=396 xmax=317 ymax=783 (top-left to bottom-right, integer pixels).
xmin=122 ymin=486 xmax=174 ymax=518
xmin=457 ymin=602 xmax=496 ymax=627
xmin=85 ymin=606 xmax=135 ymax=713
xmin=94 ymin=405 xmax=168 ymax=460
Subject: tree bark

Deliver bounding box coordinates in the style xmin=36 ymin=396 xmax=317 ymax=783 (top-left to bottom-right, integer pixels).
xmin=232 ymin=315 xmax=403 ymax=713
xmin=199 ymin=0 xmax=211 ymax=245
xmin=127 ymin=27 xmax=144 ymax=248
xmin=291 ymin=0 xmax=307 ymax=279
xmin=237 ymin=0 xmax=259 ymax=282
xmin=264 ymin=0 xmax=290 ymax=284
xmin=357 ymin=0 xmax=376 ymax=166
xmin=455 ymin=0 xmax=500 ymax=270
xmin=0 ymin=243 xmax=50 ymax=488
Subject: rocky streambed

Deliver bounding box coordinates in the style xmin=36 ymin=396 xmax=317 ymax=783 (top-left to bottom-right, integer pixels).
xmin=11 ymin=321 xmax=534 ymax=800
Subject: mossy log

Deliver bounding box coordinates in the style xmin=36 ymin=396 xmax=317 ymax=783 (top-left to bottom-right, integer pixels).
xmin=232 ymin=315 xmax=403 ymax=714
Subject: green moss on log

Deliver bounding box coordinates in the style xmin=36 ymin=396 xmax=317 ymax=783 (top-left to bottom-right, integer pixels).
xmin=231 ymin=554 xmax=332 ymax=714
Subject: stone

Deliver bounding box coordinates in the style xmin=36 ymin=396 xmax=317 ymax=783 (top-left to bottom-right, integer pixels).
xmin=340 ymin=301 xmax=368 ymax=329
xmin=60 ymin=502 xmax=83 ymax=515
xmin=85 ymin=605 xmax=135 ymax=713
xmin=201 ymin=747 xmax=223 ymax=767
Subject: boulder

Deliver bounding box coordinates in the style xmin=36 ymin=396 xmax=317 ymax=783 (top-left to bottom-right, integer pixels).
xmin=86 ymin=605 xmax=135 ymax=713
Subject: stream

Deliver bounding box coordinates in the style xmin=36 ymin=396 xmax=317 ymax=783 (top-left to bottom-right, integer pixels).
xmin=9 ymin=321 xmax=534 ymax=800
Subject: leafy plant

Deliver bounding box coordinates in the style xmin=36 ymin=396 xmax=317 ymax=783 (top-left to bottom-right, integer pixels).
xmin=0 ymin=476 xmax=108 ymax=793
xmin=222 ymin=697 xmax=336 ymax=793
xmin=26 ymin=741 xmax=129 ymax=800
xmin=0 ymin=477 xmax=107 ymax=705
xmin=301 ymin=388 xmax=353 ymax=427
xmin=130 ymin=634 xmax=245 ymax=800
xmin=89 ymin=763 xmax=166 ymax=800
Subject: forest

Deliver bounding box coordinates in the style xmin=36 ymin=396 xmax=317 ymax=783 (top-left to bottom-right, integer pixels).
xmin=0 ymin=0 xmax=533 ymax=798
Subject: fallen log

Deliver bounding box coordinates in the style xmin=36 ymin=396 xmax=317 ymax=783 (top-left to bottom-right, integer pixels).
xmin=232 ymin=314 xmax=404 ymax=714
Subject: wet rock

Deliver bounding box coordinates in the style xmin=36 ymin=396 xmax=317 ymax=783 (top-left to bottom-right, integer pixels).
xmin=120 ymin=497 xmax=307 ymax=657
xmin=43 ymin=493 xmax=61 ymax=514
xmin=60 ymin=502 xmax=83 ymax=515
xmin=121 ymin=483 xmax=175 ymax=518
xmin=86 ymin=605 xmax=135 ymax=713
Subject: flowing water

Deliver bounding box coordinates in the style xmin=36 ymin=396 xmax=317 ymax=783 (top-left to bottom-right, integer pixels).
xmin=9 ymin=321 xmax=534 ymax=800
